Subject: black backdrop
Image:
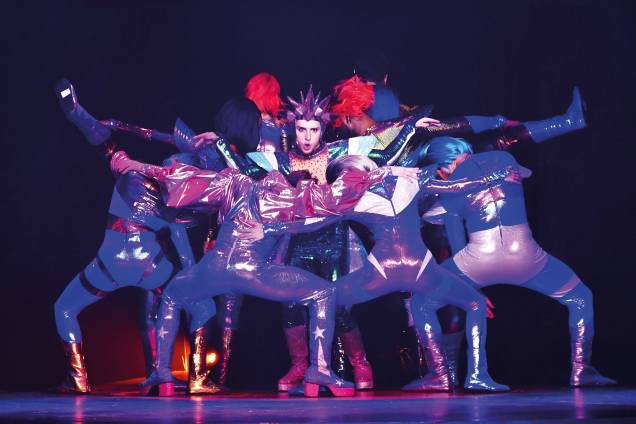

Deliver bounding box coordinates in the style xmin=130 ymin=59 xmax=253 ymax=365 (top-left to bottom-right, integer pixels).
xmin=3 ymin=0 xmax=635 ymax=390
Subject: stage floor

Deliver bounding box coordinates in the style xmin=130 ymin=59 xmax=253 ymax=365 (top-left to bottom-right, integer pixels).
xmin=1 ymin=382 xmax=634 ymax=423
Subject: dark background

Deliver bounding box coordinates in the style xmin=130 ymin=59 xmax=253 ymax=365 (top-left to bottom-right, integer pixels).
xmin=3 ymin=0 xmax=635 ymax=390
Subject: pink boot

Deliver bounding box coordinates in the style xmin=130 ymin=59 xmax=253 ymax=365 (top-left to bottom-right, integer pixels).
xmin=278 ymin=326 xmax=308 ymax=391
xmin=341 ymin=328 xmax=374 ymax=390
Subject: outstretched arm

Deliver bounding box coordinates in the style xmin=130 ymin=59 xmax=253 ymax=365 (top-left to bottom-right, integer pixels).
xmin=415 ymin=115 xmax=507 ymax=139
xmin=110 ymin=151 xmax=244 ymax=212
xmin=418 ymin=164 xmax=521 ymax=194
xmin=258 ymin=166 xmax=391 ymax=225
xmin=366 ymin=107 xmax=439 ymax=165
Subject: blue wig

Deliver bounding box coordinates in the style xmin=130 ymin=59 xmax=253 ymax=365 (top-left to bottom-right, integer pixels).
xmin=419 ymin=136 xmax=473 ymax=168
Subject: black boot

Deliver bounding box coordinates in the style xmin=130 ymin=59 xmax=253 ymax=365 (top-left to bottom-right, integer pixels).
xmin=215 ymin=327 xmax=234 ymax=389
xmin=442 ymin=331 xmax=464 ymax=390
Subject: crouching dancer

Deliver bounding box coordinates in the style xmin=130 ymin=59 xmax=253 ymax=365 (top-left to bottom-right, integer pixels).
xmin=53 ymin=152 xmax=212 ymax=394
xmin=425 ymin=137 xmax=616 ymax=387
xmin=109 ymin=149 xmax=396 ymax=396
xmin=267 ymin=155 xmax=519 ymax=392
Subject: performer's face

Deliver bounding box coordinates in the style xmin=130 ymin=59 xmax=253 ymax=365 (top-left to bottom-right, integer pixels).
xmin=295 ymin=119 xmax=322 ymax=154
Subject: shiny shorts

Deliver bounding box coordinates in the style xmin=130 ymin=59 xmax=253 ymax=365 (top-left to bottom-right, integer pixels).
xmin=452 ymin=223 xmax=548 ymax=287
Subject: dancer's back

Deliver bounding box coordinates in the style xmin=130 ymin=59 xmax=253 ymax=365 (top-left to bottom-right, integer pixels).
xmin=440 ymin=151 xmax=530 ymax=233
xmin=349 ymin=172 xmax=432 ymax=280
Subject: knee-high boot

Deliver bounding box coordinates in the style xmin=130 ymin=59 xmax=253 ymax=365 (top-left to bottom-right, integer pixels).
xmin=569 ymin=321 xmax=616 ymax=386
xmin=507 ymin=87 xmax=586 ymax=143
xmin=560 ymin=284 xmax=616 ymax=386
xmin=402 ymin=323 xmax=451 ymax=392
xmin=442 ymin=331 xmax=464 ymax=390
xmin=215 ymin=327 xmax=234 ymax=388
xmin=340 ymin=328 xmax=374 ymax=390
xmin=139 ymin=298 xmax=179 ymax=396
xmin=54 ymin=79 xmax=111 ymax=146
xmin=212 ymin=293 xmax=243 ymax=389
xmin=463 ymin=312 xmax=509 ymax=392
xmin=187 ymin=325 xmax=221 ymax=395
xmin=278 ymin=325 xmax=309 ymax=391
xmin=57 ymin=342 xmax=91 ymax=394
xmin=303 ymin=291 xmax=355 ymax=397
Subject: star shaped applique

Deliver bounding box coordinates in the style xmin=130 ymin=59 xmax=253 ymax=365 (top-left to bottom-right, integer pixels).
xmin=157 ymin=326 xmax=168 ymax=339
xmin=313 ymin=326 xmax=325 ymax=340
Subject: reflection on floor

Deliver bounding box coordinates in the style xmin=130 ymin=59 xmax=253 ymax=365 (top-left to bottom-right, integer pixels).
xmin=1 ymin=378 xmax=634 ymax=423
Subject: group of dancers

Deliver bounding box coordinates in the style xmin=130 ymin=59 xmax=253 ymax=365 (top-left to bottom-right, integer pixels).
xmin=53 ymin=69 xmax=615 ymax=397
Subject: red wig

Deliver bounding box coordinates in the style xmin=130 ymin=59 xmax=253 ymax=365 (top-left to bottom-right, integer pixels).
xmin=245 ymin=72 xmax=284 ymax=118
xmin=330 ymin=75 xmax=375 ymax=127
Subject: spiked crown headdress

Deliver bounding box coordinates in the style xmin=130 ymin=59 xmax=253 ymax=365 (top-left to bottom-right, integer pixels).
xmin=286 ymin=85 xmax=331 ymax=125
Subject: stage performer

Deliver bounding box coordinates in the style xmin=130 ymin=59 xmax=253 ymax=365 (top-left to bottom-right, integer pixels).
xmin=54 ymin=80 xmax=254 ymax=392
xmin=210 ymin=88 xmax=440 ymax=390
xmin=262 ymin=155 xmax=519 ymax=392
xmin=343 ymin=80 xmax=589 ymax=389
xmin=331 ymin=76 xmax=587 ymax=163
xmin=53 ymin=150 xmax=216 ymax=394
xmin=108 ymin=149 xmax=404 ymax=396
xmin=418 ymin=136 xmax=616 ymax=388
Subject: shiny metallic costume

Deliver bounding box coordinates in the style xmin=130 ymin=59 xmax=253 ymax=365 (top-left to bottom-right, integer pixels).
xmin=217 ymin=108 xmax=425 ymax=180
xmin=53 ymin=170 xmax=205 ymax=393
xmin=438 ymin=150 xmax=615 ymax=387
xmin=269 ymin=166 xmax=513 ymax=392
xmin=259 ymin=116 xmax=288 ymax=152
xmin=400 ymin=88 xmax=590 ymax=387
xmin=55 ymin=79 xmax=234 ymax=394
xmin=217 ymin=112 xmax=428 ymax=390
xmin=115 ymin=154 xmax=385 ymax=396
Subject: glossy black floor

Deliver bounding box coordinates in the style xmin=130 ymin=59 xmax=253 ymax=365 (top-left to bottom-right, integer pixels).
xmin=1 ymin=380 xmax=634 ymax=423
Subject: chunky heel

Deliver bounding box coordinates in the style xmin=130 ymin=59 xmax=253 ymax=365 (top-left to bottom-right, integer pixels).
xmin=304 ymin=382 xmax=320 ymax=397
xmin=158 ymin=382 xmax=175 ymax=397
